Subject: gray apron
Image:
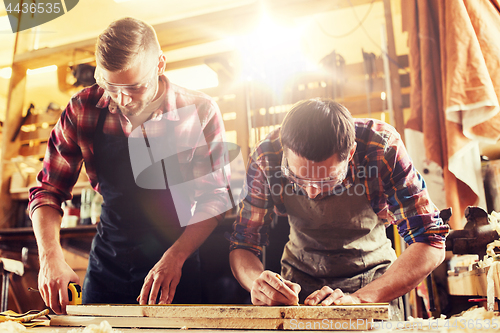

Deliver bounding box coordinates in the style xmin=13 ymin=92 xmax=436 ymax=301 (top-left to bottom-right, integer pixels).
xmin=281 ymin=180 xmax=403 ymax=320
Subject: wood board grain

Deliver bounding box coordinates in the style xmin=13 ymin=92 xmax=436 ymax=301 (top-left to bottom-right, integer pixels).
xmin=60 ymin=304 xmax=388 ymax=330
xmin=66 ymin=303 xmax=389 ymax=320
xmin=66 ymin=304 xmax=389 ymax=320
xmin=51 ymin=315 xmax=376 ymax=330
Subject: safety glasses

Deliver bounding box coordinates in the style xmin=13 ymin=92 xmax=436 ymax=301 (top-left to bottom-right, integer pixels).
xmin=280 ymin=156 xmax=349 ymax=190
xmin=94 ymin=65 xmax=157 ymax=96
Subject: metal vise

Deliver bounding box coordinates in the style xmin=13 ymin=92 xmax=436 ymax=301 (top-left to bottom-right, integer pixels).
xmin=445 ymin=206 xmax=500 ymax=258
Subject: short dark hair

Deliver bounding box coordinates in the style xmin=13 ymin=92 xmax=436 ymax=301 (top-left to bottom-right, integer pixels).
xmin=280 ymin=99 xmax=355 ymax=162
xmin=96 ymin=17 xmax=160 ymax=72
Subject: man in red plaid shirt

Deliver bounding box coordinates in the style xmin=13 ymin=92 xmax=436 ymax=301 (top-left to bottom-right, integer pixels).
xmin=229 ymin=99 xmax=449 ymax=320
xmin=29 ymin=17 xmax=230 ymax=314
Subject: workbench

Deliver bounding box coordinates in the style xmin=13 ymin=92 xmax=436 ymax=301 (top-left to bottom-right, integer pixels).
xmin=10 ymin=304 xmax=498 ymax=333
xmin=3 ymin=304 xmax=393 ymax=332
xmin=25 ymin=322 xmax=500 ymax=333
xmin=27 ymin=328 xmax=396 ymax=333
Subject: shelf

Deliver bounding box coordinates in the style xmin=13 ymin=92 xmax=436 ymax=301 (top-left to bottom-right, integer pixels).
xmin=0 ymin=224 xmax=97 ymax=252
xmin=0 ymin=224 xmax=96 ymax=239
xmin=448 ymin=266 xmax=500 ymax=297
xmin=10 ymin=179 xmax=90 ymax=200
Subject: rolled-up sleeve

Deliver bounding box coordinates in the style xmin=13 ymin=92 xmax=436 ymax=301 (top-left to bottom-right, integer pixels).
xmin=228 ymin=154 xmax=276 ymax=257
xmin=28 ymin=96 xmax=83 ymax=217
xmin=381 ymin=131 xmax=450 ymax=248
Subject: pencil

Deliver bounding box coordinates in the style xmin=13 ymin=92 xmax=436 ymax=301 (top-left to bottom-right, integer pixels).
xmin=275 ymin=274 xmax=299 ymax=306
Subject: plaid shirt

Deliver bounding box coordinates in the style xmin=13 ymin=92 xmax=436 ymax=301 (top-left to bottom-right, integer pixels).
xmin=229 ymin=119 xmax=450 ymax=257
xmin=29 ymin=76 xmax=230 ymax=222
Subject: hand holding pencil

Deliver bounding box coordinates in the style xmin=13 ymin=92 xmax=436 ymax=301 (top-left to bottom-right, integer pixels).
xmin=250 ymin=270 xmax=301 ymax=306
xmin=275 ymin=274 xmax=300 ymax=306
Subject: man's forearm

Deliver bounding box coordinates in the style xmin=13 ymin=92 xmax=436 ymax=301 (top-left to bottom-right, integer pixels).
xmin=352 ymin=242 xmax=445 ymax=303
xmin=167 ymin=212 xmax=219 ymax=262
xmin=31 ymin=206 xmax=65 ymax=261
xmin=229 ymin=249 xmax=264 ymax=292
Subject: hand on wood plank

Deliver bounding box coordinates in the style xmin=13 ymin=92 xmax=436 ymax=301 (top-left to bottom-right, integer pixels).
xmin=304 ymin=286 xmax=360 ymax=306
xmin=137 ymin=249 xmax=184 ymax=305
xmin=251 ymin=270 xmax=300 ymax=306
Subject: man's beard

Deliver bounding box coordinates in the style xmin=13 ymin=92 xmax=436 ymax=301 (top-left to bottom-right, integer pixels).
xmin=307 ymin=193 xmax=329 ymax=201
xmin=116 ymin=91 xmax=155 ymax=117
xmin=119 ymin=101 xmax=148 ymax=116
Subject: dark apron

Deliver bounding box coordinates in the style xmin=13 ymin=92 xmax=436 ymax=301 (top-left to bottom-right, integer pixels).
xmin=281 ymin=180 xmax=403 ymax=320
xmin=82 ymin=109 xmax=201 ymax=304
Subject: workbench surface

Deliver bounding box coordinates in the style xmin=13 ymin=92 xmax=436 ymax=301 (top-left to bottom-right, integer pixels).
xmin=26 ymin=326 xmax=500 ymax=333
xmin=24 ymin=327 xmax=424 ymax=333
xmin=15 ymin=304 xmax=500 ymax=332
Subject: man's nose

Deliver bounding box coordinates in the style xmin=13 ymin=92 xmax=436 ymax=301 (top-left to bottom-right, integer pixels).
xmin=304 ymin=186 xmax=321 ymax=199
xmin=118 ymin=90 xmax=132 ymax=106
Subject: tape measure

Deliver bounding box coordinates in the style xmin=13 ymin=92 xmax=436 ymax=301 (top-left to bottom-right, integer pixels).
xmin=67 ymin=282 xmax=82 ymax=305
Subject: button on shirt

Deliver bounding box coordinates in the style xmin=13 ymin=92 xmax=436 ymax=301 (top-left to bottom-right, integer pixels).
xmin=29 ymin=75 xmax=230 ymax=222
xmin=229 ymin=119 xmax=450 ymax=257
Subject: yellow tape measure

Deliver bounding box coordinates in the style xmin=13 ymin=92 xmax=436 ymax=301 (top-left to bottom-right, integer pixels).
xmin=67 ymin=282 xmax=82 ymax=305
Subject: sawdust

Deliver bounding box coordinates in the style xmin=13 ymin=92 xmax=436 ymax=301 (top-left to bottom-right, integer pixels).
xmin=459 ymin=306 xmax=496 ymax=319
xmin=0 ymin=321 xmax=26 ymax=332
xmin=443 ymin=306 xmax=500 ymax=333
xmin=67 ymin=320 xmax=123 ymax=333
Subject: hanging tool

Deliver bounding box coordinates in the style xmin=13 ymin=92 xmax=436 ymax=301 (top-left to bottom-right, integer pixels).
xmin=445 ymin=206 xmax=499 ymax=258
xmin=362 ymin=49 xmax=376 ymax=118
xmin=319 ymin=50 xmax=345 ymax=100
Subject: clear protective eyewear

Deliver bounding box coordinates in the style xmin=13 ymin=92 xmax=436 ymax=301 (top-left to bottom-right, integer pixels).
xmin=94 ymin=65 xmax=158 ymax=96
xmin=280 ymin=156 xmax=349 ymax=191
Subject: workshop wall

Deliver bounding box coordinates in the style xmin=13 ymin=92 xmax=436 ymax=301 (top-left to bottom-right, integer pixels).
xmin=0 ymin=1 xmax=410 ymax=126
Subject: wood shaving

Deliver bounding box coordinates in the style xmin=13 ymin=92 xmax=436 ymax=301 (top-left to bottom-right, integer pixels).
xmin=67 ymin=320 xmax=123 ymax=333
xmin=0 ymin=321 xmax=26 ymax=332
xmin=489 ymin=211 xmax=500 ymax=236
xmin=487 ymin=211 xmax=500 ymax=257
xmin=453 ymin=306 xmax=496 ymax=320
xmin=443 ymin=306 xmax=500 ymax=332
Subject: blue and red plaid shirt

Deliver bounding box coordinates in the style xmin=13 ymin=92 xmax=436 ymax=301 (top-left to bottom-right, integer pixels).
xmin=29 ymin=75 xmax=230 ymax=222
xmin=229 ymin=119 xmax=450 ymax=257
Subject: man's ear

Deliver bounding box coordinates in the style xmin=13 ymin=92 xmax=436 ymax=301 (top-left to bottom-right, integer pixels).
xmin=348 ymin=142 xmax=357 ymax=161
xmin=158 ymin=54 xmax=167 ymax=75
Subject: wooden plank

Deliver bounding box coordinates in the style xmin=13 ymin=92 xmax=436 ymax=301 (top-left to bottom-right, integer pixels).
xmin=66 ymin=304 xmax=389 ymax=320
xmin=19 ymin=143 xmax=48 ymax=158
xmin=19 ymin=127 xmax=53 ymax=143
xmin=448 ymin=266 xmax=500 ymax=297
xmin=0 ymin=64 xmax=27 ymax=228
xmin=383 ymin=0 xmax=405 ymax=142
xmin=51 ymin=316 xmax=283 ymax=329
xmin=9 ymin=170 xmax=89 ymax=200
xmin=343 ymin=56 xmax=408 ymax=78
xmin=51 ymin=315 xmax=375 ymax=330
xmin=341 ymin=95 xmax=387 ymax=116
xmin=23 ymin=112 xmax=61 ymax=126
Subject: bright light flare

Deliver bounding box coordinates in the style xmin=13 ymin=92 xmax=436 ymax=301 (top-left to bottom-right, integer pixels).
xmin=166 ymin=64 xmax=218 ymax=90
xmin=0 ymin=67 xmax=12 ymax=79
xmin=237 ymin=15 xmax=307 ymax=84
xmin=27 ymin=65 xmax=57 ymax=75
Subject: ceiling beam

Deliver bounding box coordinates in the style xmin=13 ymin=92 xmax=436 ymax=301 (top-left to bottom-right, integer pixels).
xmin=11 ymin=0 xmax=380 ymax=69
